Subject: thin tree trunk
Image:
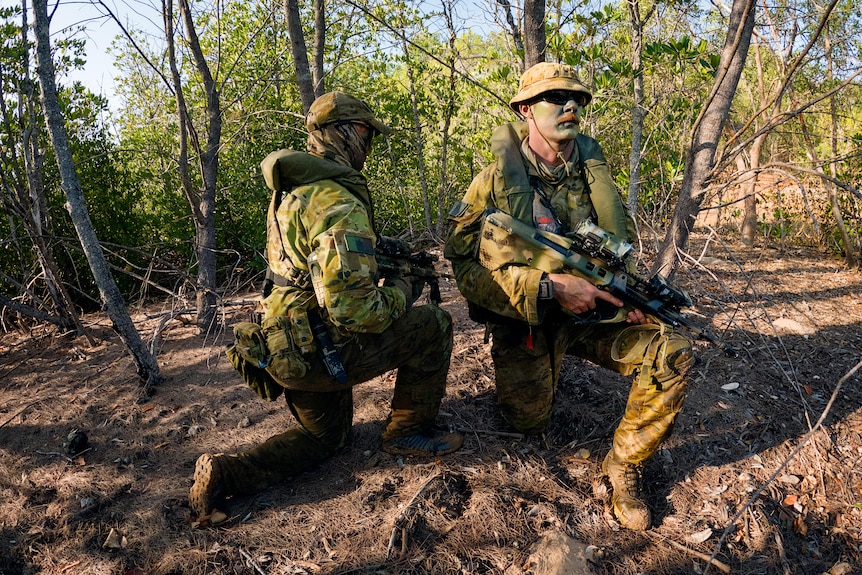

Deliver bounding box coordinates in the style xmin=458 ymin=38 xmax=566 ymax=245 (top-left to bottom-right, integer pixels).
xmin=739 ymin=136 xmax=763 ymax=244
xmin=0 ymin=0 xmax=89 ymax=338
xmin=313 ymin=0 xmax=325 ymax=97
xmin=823 ymin=25 xmax=858 ymax=267
xmin=435 ymin=0 xmax=458 ymax=240
xmin=496 ymin=0 xmax=523 ymax=70
xmin=400 ymin=34 xmax=432 ymax=234
xmin=654 ymin=0 xmax=757 ymax=278
xmin=625 ymin=0 xmax=653 ymax=221
xmin=286 ymin=0 xmax=316 ymax=112
xmin=797 ymin=110 xmax=856 ymax=266
xmin=178 ymin=0 xmax=220 ymax=332
xmin=32 ymin=0 xmax=162 ymax=388
xmin=523 ymin=0 xmax=545 ymax=67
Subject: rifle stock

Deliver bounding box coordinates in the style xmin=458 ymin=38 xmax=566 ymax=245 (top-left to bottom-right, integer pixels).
xmin=478 ymin=209 xmax=738 ymax=357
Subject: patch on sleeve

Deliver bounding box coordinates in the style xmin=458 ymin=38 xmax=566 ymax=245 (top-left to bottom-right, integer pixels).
xmin=344 ymin=234 xmax=375 ymax=255
xmin=447 ymin=201 xmax=470 ymax=219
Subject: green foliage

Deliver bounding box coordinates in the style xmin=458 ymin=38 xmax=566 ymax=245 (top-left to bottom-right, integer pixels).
xmin=4 ymin=0 xmax=861 ymax=310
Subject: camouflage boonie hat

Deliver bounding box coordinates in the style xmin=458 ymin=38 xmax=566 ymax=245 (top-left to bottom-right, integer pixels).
xmin=509 ymin=62 xmax=592 ymax=111
xmin=306 ymin=91 xmax=391 ymax=135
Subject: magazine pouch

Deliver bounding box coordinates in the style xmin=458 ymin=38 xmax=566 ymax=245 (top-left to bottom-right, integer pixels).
xmin=226 ymin=321 xmax=283 ymax=401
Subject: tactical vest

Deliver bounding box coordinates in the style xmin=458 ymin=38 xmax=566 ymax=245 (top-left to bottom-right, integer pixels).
xmin=260 ymin=149 xmax=374 ymax=294
xmin=489 ymin=122 xmax=632 ymax=241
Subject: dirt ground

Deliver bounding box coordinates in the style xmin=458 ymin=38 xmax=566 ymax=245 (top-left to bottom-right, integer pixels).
xmin=1 ymin=232 xmax=861 ymax=575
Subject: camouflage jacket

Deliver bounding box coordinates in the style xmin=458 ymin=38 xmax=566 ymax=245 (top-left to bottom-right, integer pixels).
xmin=260 ymin=149 xmax=406 ymax=339
xmin=443 ymin=122 xmax=633 ymax=326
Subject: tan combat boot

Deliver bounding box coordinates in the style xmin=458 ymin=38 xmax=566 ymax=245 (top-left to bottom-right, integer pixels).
xmin=601 ymin=451 xmax=651 ymax=531
xmin=189 ymin=453 xmax=227 ymax=518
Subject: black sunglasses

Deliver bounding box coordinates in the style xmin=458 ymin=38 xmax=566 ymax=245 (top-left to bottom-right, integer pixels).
xmin=537 ymin=90 xmax=589 ymax=107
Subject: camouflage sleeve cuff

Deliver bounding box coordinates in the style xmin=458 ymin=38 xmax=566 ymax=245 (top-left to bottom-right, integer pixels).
xmin=509 ymin=267 xmax=545 ymax=326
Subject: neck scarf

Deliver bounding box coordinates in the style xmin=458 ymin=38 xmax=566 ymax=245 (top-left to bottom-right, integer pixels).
xmin=307 ymin=122 xmax=369 ymax=170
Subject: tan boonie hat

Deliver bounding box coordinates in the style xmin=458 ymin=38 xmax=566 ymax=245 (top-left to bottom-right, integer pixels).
xmin=305 ymin=91 xmax=391 ymax=135
xmin=509 ymin=62 xmax=592 ymax=111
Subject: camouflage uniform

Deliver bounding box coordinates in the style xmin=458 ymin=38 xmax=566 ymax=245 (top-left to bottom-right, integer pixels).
xmin=190 ymin=92 xmax=460 ymax=519
xmin=444 ymin=64 xmax=693 ymax=530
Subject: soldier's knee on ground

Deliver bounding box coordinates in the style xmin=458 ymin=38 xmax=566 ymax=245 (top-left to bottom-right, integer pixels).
xmin=499 ymin=399 xmax=552 ymax=435
xmin=662 ymin=333 xmax=694 ymax=378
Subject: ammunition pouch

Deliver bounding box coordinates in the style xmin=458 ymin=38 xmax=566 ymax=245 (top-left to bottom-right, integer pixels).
xmin=262 ymin=316 xmax=311 ymax=382
xmin=226 ymin=321 xmax=284 ymax=401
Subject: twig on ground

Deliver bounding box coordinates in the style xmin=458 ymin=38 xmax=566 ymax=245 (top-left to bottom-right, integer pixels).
xmin=455 ymin=427 xmax=525 ymax=440
xmin=35 ymin=450 xmax=74 ymax=463
xmin=0 ymin=399 xmax=42 ymax=429
xmin=386 ymin=472 xmax=444 ymax=560
xmin=708 ymin=358 xmax=862 ymax=572
xmin=775 ymin=532 xmax=791 ymax=575
xmin=239 ymin=548 xmax=267 ymax=575
xmin=647 ymin=532 xmax=731 ymax=573
xmin=68 ymin=483 xmax=133 ymax=525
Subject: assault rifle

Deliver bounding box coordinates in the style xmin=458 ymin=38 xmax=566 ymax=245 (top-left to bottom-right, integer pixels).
xmin=376 ymin=236 xmax=442 ymax=304
xmin=478 ymin=209 xmax=738 ymax=357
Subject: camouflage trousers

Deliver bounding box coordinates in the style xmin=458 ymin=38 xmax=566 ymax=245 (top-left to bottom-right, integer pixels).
xmin=216 ymin=304 xmax=453 ymax=497
xmin=490 ymin=315 xmax=694 ymax=464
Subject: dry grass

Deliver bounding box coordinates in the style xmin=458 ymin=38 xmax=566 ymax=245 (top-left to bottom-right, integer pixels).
xmin=1 ymin=233 xmax=861 ymax=574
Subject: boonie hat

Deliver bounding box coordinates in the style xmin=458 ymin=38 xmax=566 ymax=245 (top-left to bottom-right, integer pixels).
xmin=306 ymin=91 xmax=391 ymax=135
xmin=509 ymin=62 xmax=592 ymax=111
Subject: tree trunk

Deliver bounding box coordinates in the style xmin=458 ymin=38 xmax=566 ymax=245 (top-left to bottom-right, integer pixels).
xmin=178 ymin=0 xmax=221 ymax=332
xmin=824 ymin=25 xmax=858 ymax=267
xmin=436 ymin=0 xmax=458 ymax=240
xmin=625 ymin=0 xmax=651 ymax=222
xmin=0 ymin=0 xmax=89 ymax=338
xmin=523 ymin=0 xmax=545 ymax=67
xmin=496 ymin=0 xmax=523 ymax=71
xmin=286 ymin=0 xmax=317 ymax=113
xmin=739 ymin=136 xmax=763 ymax=245
xmin=401 ymin=35 xmax=432 ymax=234
xmin=653 ymin=0 xmax=757 ymax=278
xmin=32 ymin=0 xmax=162 ymax=388
xmin=797 ymin=110 xmax=856 ymax=266
xmin=313 ymin=0 xmax=326 ymax=98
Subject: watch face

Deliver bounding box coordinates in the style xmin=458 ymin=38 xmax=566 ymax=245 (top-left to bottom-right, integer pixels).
xmin=539 ymin=279 xmax=554 ymax=300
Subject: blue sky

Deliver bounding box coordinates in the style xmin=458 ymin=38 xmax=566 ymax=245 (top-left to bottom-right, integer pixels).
xmin=4 ymin=0 xmax=501 ymax=109
xmin=2 ymin=0 xmax=159 ymax=103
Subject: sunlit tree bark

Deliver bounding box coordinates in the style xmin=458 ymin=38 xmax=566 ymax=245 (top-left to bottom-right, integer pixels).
xmin=654 ymin=0 xmax=757 ymax=277
xmin=32 ymin=0 xmax=162 ymax=389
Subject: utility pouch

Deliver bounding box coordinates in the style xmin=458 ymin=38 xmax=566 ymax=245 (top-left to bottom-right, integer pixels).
xmin=226 ymin=321 xmax=283 ymax=402
xmin=611 ymin=323 xmax=669 ymax=388
xmin=262 ymin=316 xmax=310 ymax=382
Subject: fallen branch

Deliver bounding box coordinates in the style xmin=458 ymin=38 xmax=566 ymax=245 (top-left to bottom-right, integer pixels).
xmin=647 ymin=532 xmax=731 ymax=573
xmin=709 ymin=357 xmax=862 ymax=572
xmin=455 ymin=427 xmax=525 ymax=440
xmin=68 ymin=483 xmax=133 ymax=525
xmin=239 ymin=548 xmax=267 ymax=575
xmin=0 ymin=399 xmax=43 ymax=429
xmin=386 ymin=472 xmax=444 ymax=560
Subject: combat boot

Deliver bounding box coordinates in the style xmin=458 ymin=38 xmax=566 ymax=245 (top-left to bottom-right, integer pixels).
xmin=382 ymin=431 xmax=463 ymax=457
xmin=601 ymin=451 xmax=651 ymax=531
xmin=189 ymin=453 xmax=227 ymax=518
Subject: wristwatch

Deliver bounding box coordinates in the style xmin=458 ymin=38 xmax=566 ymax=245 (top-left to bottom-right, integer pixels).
xmin=538 ymin=277 xmax=555 ymax=301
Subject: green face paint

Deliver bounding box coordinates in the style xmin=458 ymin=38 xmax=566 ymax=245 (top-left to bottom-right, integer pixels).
xmin=528 ymin=98 xmax=580 ymax=145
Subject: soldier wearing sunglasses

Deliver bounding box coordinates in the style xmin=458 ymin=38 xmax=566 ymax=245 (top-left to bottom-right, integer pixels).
xmin=444 ymin=63 xmax=694 ymax=531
